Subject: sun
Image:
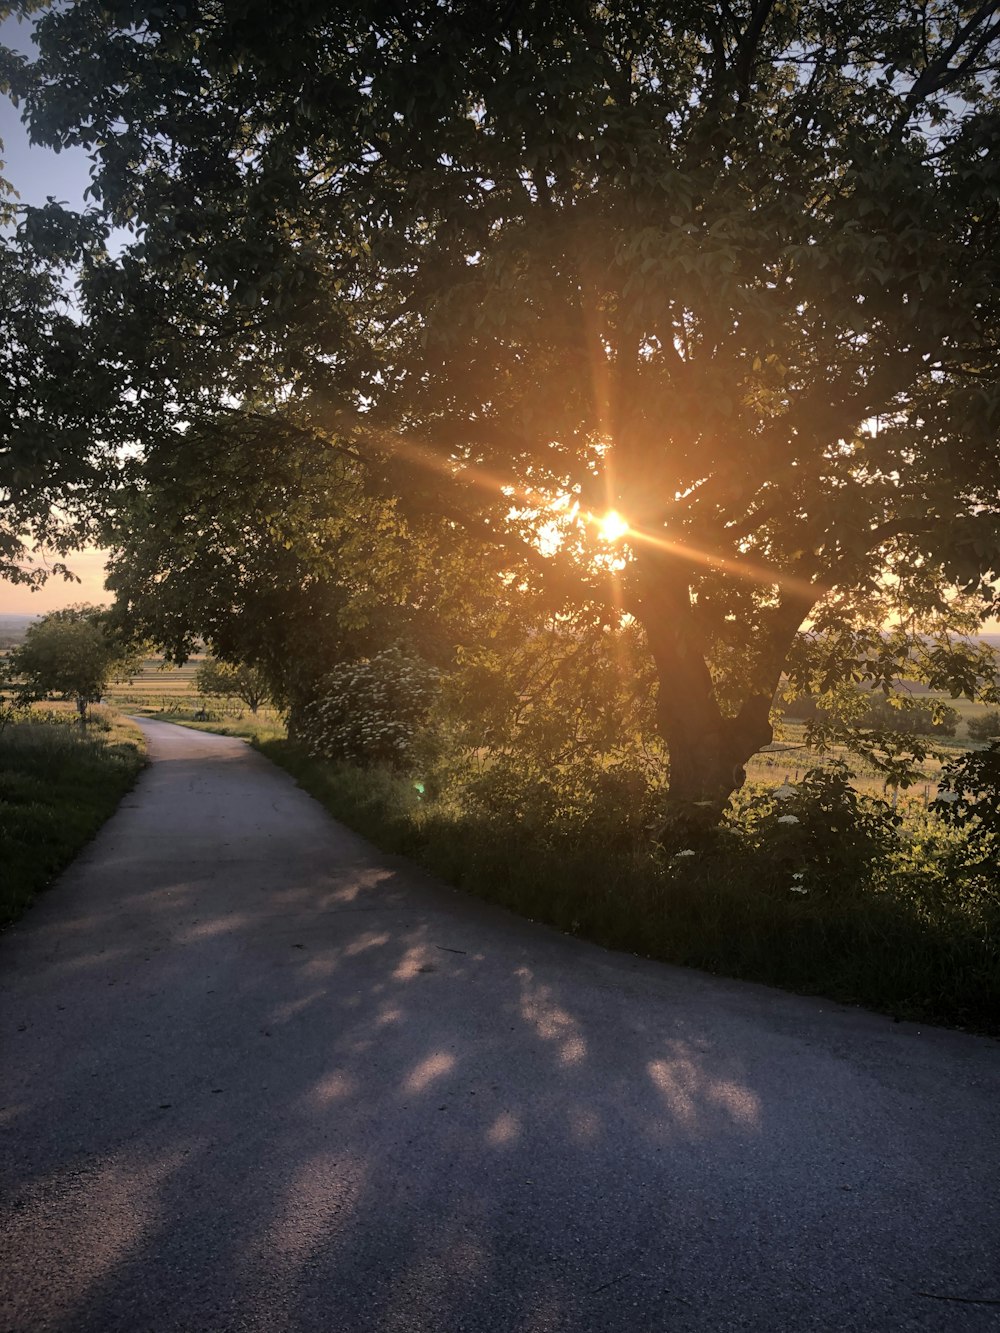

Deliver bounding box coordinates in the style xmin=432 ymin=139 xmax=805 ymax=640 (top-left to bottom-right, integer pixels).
xmin=598 ymin=510 xmax=629 ymax=543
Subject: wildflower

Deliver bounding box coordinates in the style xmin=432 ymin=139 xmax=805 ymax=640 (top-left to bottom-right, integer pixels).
xmin=789 ymin=885 xmax=808 ymax=895
xmin=673 ymin=848 xmax=696 ymax=858
xmin=791 ymin=871 xmax=805 ymax=880
xmin=776 ymin=814 xmax=800 ymax=825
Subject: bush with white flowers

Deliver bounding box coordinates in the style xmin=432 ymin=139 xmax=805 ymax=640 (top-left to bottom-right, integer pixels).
xmin=298 ymin=648 xmax=439 ymax=769
xmin=731 ymin=761 xmax=901 ymax=895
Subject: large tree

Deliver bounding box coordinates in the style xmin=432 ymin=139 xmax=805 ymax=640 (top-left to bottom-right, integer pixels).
xmin=15 ymin=0 xmax=1000 ymax=820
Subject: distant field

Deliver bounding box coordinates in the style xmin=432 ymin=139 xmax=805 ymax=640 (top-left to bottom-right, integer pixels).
xmin=104 ymin=659 xmax=286 ymax=735
xmin=105 ymin=658 xmax=204 ymax=704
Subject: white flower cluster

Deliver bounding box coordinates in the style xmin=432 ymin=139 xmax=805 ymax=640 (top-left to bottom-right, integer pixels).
xmin=298 ymin=649 xmax=439 ymax=767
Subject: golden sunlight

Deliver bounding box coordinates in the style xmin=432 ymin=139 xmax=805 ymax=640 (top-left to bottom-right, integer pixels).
xmin=598 ymin=510 xmax=629 ymax=543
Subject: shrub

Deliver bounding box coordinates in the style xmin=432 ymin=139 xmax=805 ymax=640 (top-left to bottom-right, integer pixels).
xmin=931 ymin=742 xmax=1000 ymax=886
xmin=458 ymin=748 xmax=667 ymax=853
xmin=298 ymin=647 xmax=438 ymax=768
xmin=725 ymin=761 xmax=901 ymax=896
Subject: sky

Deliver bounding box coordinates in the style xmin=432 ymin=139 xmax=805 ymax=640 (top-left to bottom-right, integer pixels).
xmin=0 ymin=14 xmax=94 ymax=212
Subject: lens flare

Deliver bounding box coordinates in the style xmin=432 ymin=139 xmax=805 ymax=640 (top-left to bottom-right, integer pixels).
xmin=599 ymin=510 xmax=629 ymax=542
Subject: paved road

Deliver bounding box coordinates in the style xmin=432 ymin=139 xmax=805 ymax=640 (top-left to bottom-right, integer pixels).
xmin=2 ymin=720 xmax=998 ymax=1333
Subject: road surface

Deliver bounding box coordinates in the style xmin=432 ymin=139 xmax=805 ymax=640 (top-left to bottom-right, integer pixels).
xmin=2 ymin=719 xmax=998 ymax=1332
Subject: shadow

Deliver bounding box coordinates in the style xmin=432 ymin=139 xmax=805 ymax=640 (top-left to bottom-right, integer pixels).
xmin=2 ymin=724 xmax=998 ymax=1331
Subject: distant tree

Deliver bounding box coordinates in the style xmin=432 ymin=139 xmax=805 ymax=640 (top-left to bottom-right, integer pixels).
xmin=967 ymin=710 xmax=1000 ymax=742
xmin=195 ymin=657 xmax=270 ymax=715
xmin=9 ymin=605 xmax=143 ymax=719
xmin=861 ymin=693 xmax=958 ymax=738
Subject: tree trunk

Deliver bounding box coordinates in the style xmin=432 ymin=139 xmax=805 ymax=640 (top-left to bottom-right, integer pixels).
xmin=635 ymin=555 xmax=802 ymax=843
xmin=646 ymin=630 xmax=774 ymax=836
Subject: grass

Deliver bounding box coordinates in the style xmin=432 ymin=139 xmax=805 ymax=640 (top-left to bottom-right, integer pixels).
xmin=259 ymin=740 xmax=999 ymax=1036
xmin=0 ymin=703 xmax=146 ymax=927
xmin=128 ymin=704 xmax=287 ymax=744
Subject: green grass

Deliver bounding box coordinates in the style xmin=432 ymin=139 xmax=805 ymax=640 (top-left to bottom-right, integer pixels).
xmin=0 ymin=704 xmax=147 ymax=927
xmin=259 ymin=740 xmax=999 ymax=1036
xmin=129 ymin=704 xmax=286 ymax=743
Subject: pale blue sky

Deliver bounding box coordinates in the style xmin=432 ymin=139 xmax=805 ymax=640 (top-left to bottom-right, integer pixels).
xmin=0 ymin=13 xmax=94 ymax=213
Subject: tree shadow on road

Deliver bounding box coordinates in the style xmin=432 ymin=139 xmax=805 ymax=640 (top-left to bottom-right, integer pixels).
xmin=2 ymin=742 xmax=998 ymax=1332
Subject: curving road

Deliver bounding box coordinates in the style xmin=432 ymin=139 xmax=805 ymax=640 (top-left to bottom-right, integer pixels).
xmin=1 ymin=719 xmax=998 ymax=1332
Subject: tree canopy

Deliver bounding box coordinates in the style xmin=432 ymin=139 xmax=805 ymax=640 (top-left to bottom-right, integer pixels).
xmin=10 ymin=0 xmax=1000 ymax=818
xmin=0 ymin=211 xmax=110 ymax=586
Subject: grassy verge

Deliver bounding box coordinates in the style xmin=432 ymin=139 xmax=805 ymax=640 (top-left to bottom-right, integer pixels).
xmin=0 ymin=704 xmax=147 ymax=927
xmin=128 ymin=705 xmax=286 ymax=744
xmin=260 ymin=740 xmax=999 ymax=1035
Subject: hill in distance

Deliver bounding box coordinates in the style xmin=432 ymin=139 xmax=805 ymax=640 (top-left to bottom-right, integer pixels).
xmin=0 ymin=614 xmax=38 ymax=645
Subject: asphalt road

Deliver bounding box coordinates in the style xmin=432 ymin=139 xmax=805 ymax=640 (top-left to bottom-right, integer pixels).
xmin=2 ymin=719 xmax=998 ymax=1333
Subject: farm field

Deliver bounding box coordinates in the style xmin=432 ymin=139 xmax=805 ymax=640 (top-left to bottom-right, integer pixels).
xmin=104 ymin=658 xmax=286 ymax=738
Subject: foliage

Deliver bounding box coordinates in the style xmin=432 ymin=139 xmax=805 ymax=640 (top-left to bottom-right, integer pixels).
xmin=195 ymin=656 xmax=270 ymax=714
xmin=0 ymin=704 xmax=145 ymax=925
xmin=298 ymin=647 xmax=439 ymax=767
xmin=13 ymin=2 xmax=1000 ymax=816
xmin=9 ymin=605 xmax=144 ymax=717
xmin=931 ymin=742 xmax=1000 ymax=881
xmin=442 ymin=612 xmax=660 ymax=764
xmin=860 ymin=693 xmax=957 ymax=738
xmin=103 ymin=413 xmax=523 ymax=717
xmin=0 ymin=165 xmax=114 ymax=583
xmin=457 ymin=748 xmax=667 ymax=855
xmin=782 ymin=621 xmax=999 ymax=781
xmin=780 ymin=687 xmax=961 ymax=735
xmin=724 ymin=763 xmax=901 ymax=896
xmin=0 ymin=692 xmax=27 ymax=736
xmin=967 ymin=710 xmax=1000 ymax=742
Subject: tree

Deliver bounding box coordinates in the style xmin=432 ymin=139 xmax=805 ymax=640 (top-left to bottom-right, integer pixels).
xmin=103 ymin=413 xmax=525 ymax=729
xmin=9 ymin=605 xmax=143 ymax=719
xmin=967 ymin=709 xmax=1000 ymax=740
xmin=0 ymin=215 xmax=109 ymax=586
xmin=17 ymin=1 xmax=1000 ymax=826
xmin=1 ymin=35 xmax=115 ymax=588
xmin=195 ymin=656 xmax=270 ymax=714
